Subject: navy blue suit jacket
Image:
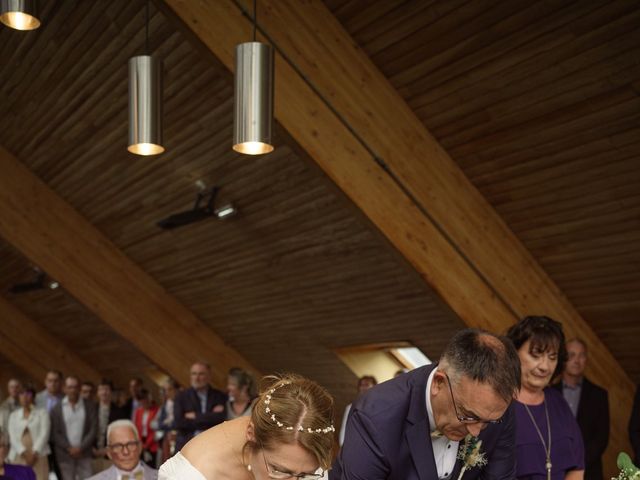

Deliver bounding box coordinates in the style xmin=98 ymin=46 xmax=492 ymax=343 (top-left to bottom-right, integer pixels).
xmin=174 ymin=386 xmax=227 ymax=451
xmin=330 ymin=364 xmax=516 ymax=480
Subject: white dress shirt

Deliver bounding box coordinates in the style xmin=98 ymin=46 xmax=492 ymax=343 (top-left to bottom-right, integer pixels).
xmin=62 ymin=397 xmax=86 ymax=447
xmin=426 ymin=367 xmax=460 ymax=479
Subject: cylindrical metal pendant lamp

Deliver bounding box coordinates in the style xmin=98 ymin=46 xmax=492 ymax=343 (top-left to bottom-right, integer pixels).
xmin=0 ymin=0 xmax=40 ymax=30
xmin=128 ymin=55 xmax=164 ymax=156
xmin=233 ymin=41 xmax=274 ymax=155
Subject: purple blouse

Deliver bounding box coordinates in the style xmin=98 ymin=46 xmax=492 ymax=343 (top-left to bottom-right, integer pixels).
xmin=1 ymin=464 xmax=36 ymax=480
xmin=514 ymin=387 xmax=585 ymax=480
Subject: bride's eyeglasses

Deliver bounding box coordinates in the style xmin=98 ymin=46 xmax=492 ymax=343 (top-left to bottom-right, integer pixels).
xmin=262 ymin=449 xmax=324 ymax=480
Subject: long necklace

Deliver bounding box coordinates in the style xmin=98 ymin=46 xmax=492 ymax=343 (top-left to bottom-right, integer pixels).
xmin=523 ymin=400 xmax=552 ymax=480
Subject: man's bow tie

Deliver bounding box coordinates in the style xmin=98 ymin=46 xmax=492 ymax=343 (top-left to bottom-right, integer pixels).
xmin=120 ymin=471 xmax=144 ymax=480
xmin=431 ymin=430 xmax=444 ymax=439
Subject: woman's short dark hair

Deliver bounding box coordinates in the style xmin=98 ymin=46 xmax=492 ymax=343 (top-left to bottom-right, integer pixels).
xmin=439 ymin=328 xmax=521 ymax=403
xmin=22 ymin=385 xmax=36 ymax=397
xmin=506 ymin=315 xmax=568 ymax=380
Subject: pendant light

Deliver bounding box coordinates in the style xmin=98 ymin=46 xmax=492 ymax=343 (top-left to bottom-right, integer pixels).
xmin=0 ymin=0 xmax=40 ymax=30
xmin=233 ymin=0 xmax=274 ymax=155
xmin=128 ymin=0 xmax=164 ymax=156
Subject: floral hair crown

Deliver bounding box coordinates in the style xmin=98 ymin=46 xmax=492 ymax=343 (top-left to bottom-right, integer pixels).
xmin=264 ymin=381 xmax=335 ymax=434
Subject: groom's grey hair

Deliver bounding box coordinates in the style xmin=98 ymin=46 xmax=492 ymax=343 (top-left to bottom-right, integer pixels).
xmin=439 ymin=328 xmax=521 ymax=403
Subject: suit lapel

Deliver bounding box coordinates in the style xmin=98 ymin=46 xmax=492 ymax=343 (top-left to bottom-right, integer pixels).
xmin=406 ymin=419 xmax=438 ymax=480
xmin=406 ymin=365 xmax=439 ymax=480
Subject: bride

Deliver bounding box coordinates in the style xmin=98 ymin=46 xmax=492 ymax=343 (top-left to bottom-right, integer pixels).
xmin=159 ymin=374 xmax=335 ymax=480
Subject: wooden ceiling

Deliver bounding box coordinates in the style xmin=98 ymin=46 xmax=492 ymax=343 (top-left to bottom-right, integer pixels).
xmin=324 ymin=0 xmax=640 ymax=377
xmin=0 ymin=0 xmax=638 ymax=463
xmin=0 ymin=0 xmax=463 ymax=405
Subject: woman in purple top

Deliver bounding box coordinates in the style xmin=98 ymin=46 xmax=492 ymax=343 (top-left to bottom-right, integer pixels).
xmin=507 ymin=316 xmax=585 ymax=480
xmin=0 ymin=430 xmax=36 ymax=480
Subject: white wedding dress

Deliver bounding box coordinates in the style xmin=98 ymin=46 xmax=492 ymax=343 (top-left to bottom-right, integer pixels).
xmin=159 ymin=452 xmax=207 ymax=480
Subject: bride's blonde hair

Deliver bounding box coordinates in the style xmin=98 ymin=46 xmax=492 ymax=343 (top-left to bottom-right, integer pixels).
xmin=246 ymin=373 xmax=335 ymax=470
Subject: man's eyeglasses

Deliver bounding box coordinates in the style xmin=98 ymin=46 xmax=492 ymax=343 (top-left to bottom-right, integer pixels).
xmin=262 ymin=449 xmax=324 ymax=480
xmin=443 ymin=372 xmax=502 ymax=425
xmin=107 ymin=441 xmax=140 ymax=453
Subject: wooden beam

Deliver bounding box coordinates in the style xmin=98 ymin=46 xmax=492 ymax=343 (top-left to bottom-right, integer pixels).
xmin=0 ymin=146 xmax=256 ymax=388
xmin=0 ymin=330 xmax=48 ymax=383
xmin=161 ymin=0 xmax=633 ymax=469
xmin=0 ymin=296 xmax=101 ymax=382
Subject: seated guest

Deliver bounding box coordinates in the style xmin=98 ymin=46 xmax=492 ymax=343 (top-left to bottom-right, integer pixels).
xmin=133 ymin=389 xmax=159 ymax=468
xmin=7 ymin=387 xmax=50 ymax=480
xmin=507 ymin=316 xmax=584 ymax=480
xmin=225 ymin=367 xmax=257 ymax=420
xmin=173 ymin=362 xmax=226 ymax=451
xmin=332 ymin=328 xmax=521 ymax=480
xmin=159 ymin=373 xmax=334 ymax=480
xmin=87 ymin=420 xmax=157 ymax=480
xmin=554 ymin=338 xmax=609 ymax=480
xmin=338 ymin=375 xmax=377 ymax=446
xmin=0 ymin=430 xmax=36 ymax=480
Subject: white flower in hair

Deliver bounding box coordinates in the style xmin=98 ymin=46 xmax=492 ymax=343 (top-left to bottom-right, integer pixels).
xmin=263 ymin=381 xmax=335 ymax=435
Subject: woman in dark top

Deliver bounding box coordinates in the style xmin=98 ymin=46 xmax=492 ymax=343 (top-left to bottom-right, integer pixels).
xmin=0 ymin=430 xmax=35 ymax=480
xmin=507 ymin=316 xmax=585 ymax=480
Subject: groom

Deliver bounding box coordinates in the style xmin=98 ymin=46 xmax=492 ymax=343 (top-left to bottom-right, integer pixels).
xmin=331 ymin=329 xmax=521 ymax=480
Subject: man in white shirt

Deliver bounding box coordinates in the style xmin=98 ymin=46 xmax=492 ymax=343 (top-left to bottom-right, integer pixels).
xmin=50 ymin=376 xmax=97 ymax=480
xmin=87 ymin=420 xmax=157 ymax=480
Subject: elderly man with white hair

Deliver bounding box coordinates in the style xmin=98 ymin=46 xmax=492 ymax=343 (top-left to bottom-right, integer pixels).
xmin=87 ymin=420 xmax=157 ymax=480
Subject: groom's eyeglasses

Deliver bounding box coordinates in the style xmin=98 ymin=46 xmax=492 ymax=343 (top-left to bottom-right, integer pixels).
xmin=443 ymin=372 xmax=503 ymax=425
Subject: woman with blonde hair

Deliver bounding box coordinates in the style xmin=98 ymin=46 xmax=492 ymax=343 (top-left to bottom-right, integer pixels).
xmin=159 ymin=373 xmax=335 ymax=480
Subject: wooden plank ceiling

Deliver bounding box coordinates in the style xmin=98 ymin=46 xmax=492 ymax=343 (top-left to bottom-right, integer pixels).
xmin=324 ymin=0 xmax=640 ymax=379
xmin=0 ymin=0 xmax=462 ymax=410
xmin=0 ymin=0 xmax=637 ymax=449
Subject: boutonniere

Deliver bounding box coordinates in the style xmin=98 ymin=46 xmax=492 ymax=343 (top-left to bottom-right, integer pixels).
xmin=614 ymin=452 xmax=640 ymax=480
xmin=456 ymin=435 xmax=487 ymax=480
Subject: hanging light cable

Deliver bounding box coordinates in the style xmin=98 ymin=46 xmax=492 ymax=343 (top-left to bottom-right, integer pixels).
xmin=232 ymin=0 xmax=274 ymax=155
xmin=128 ymin=0 xmax=164 ymax=156
xmin=0 ymin=0 xmax=41 ymax=30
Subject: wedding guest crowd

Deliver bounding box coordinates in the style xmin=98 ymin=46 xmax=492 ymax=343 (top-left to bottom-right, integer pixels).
xmin=1 ymin=320 xmax=635 ymax=480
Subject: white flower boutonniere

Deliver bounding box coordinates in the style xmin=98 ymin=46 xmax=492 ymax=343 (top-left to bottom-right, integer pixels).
xmin=456 ymin=435 xmax=488 ymax=480
xmin=614 ymin=452 xmax=640 ymax=480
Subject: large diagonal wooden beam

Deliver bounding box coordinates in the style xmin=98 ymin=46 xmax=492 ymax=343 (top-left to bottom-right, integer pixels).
xmin=0 ymin=146 xmax=256 ymax=388
xmin=162 ymin=0 xmax=632 ymax=468
xmin=0 ymin=296 xmax=101 ymax=382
